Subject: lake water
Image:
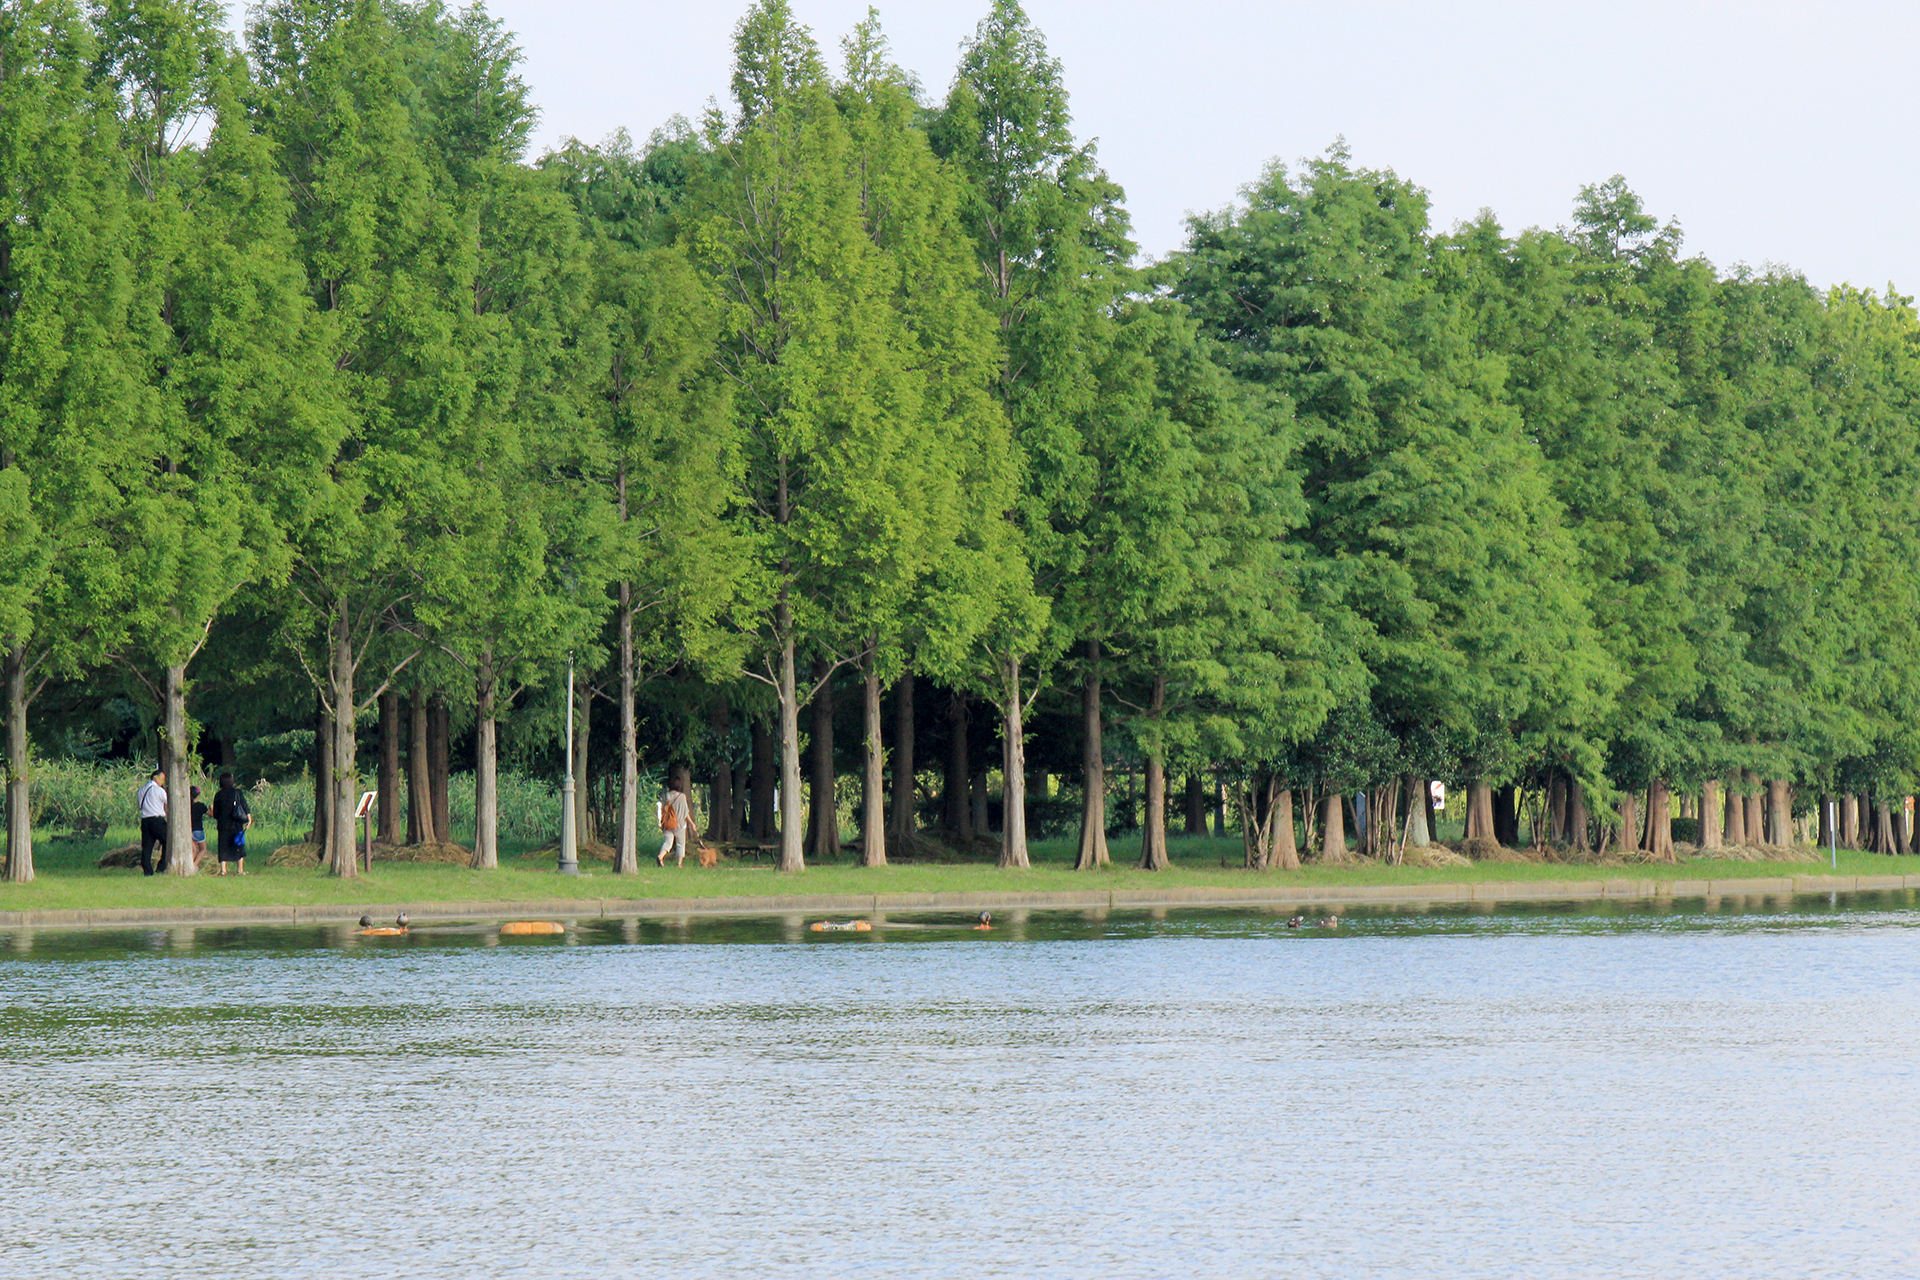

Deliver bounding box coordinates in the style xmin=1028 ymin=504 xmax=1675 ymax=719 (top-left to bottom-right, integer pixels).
xmin=3 ymin=893 xmax=1917 ymax=1279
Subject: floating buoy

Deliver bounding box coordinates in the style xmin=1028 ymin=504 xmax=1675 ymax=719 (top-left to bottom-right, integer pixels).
xmin=358 ymin=927 xmax=406 ymax=936
xmin=500 ymin=921 xmax=565 ymax=936
xmin=808 ymin=919 xmax=872 ymax=932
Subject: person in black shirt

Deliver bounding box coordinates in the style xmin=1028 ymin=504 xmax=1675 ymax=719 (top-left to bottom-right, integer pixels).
xmin=211 ymin=773 xmax=252 ymax=876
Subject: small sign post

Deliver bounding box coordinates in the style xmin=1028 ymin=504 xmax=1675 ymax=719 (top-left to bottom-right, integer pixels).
xmin=355 ymin=790 xmax=377 ymax=873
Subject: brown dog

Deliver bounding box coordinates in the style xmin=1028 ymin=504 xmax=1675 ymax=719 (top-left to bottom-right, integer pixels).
xmin=697 ymin=843 xmax=719 ymax=868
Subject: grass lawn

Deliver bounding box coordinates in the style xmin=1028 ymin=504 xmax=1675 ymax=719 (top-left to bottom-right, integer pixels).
xmin=3 ymin=825 xmax=1915 ymax=914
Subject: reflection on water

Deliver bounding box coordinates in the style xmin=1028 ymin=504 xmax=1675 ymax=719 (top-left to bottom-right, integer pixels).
xmin=2 ymin=894 xmax=1917 ymax=1279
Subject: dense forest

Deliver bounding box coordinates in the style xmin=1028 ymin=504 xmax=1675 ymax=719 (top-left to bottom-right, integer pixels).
xmin=6 ymin=0 xmax=1919 ymax=883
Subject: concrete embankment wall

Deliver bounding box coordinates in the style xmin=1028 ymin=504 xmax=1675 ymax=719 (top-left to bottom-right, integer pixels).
xmin=1 ymin=874 xmax=1915 ymax=932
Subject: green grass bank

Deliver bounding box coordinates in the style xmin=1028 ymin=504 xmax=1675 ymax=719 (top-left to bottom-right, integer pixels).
xmin=5 ymin=826 xmax=1917 ymax=924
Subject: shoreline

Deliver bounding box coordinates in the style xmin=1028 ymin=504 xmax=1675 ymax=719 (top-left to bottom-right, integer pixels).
xmin=2 ymin=872 xmax=1914 ymax=932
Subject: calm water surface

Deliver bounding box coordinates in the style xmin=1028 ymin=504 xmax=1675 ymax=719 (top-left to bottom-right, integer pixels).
xmin=2 ymin=894 xmax=1917 ymax=1279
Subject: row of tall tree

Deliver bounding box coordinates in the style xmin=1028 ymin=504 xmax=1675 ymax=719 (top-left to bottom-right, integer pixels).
xmin=6 ymin=0 xmax=1919 ymax=884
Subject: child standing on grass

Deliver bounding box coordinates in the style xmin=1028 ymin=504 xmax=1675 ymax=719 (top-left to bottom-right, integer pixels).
xmin=189 ymin=787 xmax=208 ymax=871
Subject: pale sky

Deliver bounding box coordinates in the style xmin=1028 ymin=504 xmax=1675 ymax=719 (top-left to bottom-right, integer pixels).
xmin=471 ymin=1 xmax=1918 ymax=292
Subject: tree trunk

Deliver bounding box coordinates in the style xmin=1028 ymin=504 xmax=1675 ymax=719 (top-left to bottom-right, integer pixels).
xmin=429 ymin=692 xmax=450 ymax=844
xmin=327 ymin=605 xmax=358 ymax=878
xmin=709 ymin=701 xmax=734 ymax=846
xmin=1723 ymin=777 xmax=1746 ymax=845
xmin=573 ymin=680 xmax=591 ymax=845
xmin=806 ymin=657 xmax=835 ymax=861
xmin=1319 ymin=788 xmax=1348 ymax=863
xmin=860 ymin=654 xmax=886 ymax=867
xmin=1138 ymin=676 xmax=1169 ymax=871
xmin=996 ymin=656 xmax=1030 ymax=868
xmin=1465 ymin=780 xmax=1496 ymax=845
xmin=1873 ymin=798 xmax=1896 ymax=855
xmin=1741 ymin=770 xmax=1763 ymax=849
xmin=1646 ymin=778 xmax=1675 ymax=862
xmin=4 ymin=646 xmax=31 ymax=882
xmin=1405 ymin=774 xmax=1430 ymax=847
xmin=1841 ymin=794 xmax=1860 ymax=849
xmin=945 ymin=689 xmax=971 ymax=839
xmin=1547 ymin=773 xmax=1567 ymax=844
xmin=377 ymin=690 xmax=400 ymax=846
xmin=776 ymin=626 xmax=805 ymax=873
xmin=1270 ymin=787 xmax=1299 ymax=870
xmin=1700 ymin=779 xmax=1723 ymax=850
xmin=888 ymin=669 xmax=914 ymax=840
xmin=163 ymin=662 xmax=195 ymax=876
xmin=1612 ymin=791 xmax=1639 ymax=858
xmin=1816 ymin=793 xmax=1835 ymax=849
xmin=615 ymin=580 xmax=638 ymax=874
xmin=1492 ymin=786 xmax=1519 ymax=848
xmin=1766 ymin=779 xmax=1791 ymax=849
xmin=1567 ymin=777 xmax=1590 ymax=852
xmin=472 ymin=659 xmax=498 ymax=870
xmin=751 ymin=715 xmax=776 ymax=843
xmin=314 ymin=693 xmax=332 ymax=851
xmin=407 ymin=696 xmax=434 ymax=845
xmin=1183 ymin=774 xmax=1205 ymax=836
xmin=1074 ymin=640 xmax=1109 ymax=870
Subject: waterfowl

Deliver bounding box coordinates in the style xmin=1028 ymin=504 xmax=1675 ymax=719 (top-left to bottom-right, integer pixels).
xmin=1287 ymin=916 xmax=1304 ymax=929
xmin=358 ymin=915 xmax=372 ymax=929
xmin=1318 ymin=916 xmax=1339 ymax=928
xmin=396 ymin=912 xmax=410 ymax=930
xmin=974 ymin=911 xmax=993 ymax=930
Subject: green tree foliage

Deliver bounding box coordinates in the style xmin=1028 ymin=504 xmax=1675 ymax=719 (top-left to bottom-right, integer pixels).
xmin=1176 ymin=147 xmax=1610 ymax=851
xmin=929 ymin=0 xmax=1132 ymax=868
xmin=250 ymin=0 xmax=477 ymax=875
xmin=96 ymin=0 xmax=343 ymax=875
xmin=9 ymin=2 xmax=1920 ymax=881
xmin=687 ymin=1 xmax=1012 ymax=872
xmin=0 ymin=0 xmax=142 ymax=881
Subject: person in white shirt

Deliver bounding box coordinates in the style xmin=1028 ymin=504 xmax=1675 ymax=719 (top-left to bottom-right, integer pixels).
xmin=136 ymin=770 xmax=168 ymax=876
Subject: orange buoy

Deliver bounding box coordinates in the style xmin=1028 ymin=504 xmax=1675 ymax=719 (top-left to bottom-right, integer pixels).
xmin=358 ymin=927 xmax=406 ymax=936
xmin=500 ymin=921 xmax=565 ymax=936
xmin=808 ymin=919 xmax=873 ymax=932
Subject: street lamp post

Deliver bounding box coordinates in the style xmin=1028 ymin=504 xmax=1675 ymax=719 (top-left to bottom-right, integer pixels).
xmin=558 ymin=651 xmax=579 ymax=875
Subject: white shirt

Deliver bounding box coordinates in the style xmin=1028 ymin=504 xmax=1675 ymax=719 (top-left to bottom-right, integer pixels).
xmin=137 ymin=780 xmax=167 ymax=819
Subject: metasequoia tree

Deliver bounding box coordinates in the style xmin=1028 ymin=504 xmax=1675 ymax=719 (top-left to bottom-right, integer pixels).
xmin=689 ymin=2 xmax=1008 ymax=872
xmin=99 ymin=1 xmax=339 ymax=875
xmin=0 ymin=0 xmax=141 ymax=882
xmin=930 ymin=0 xmax=1129 ymax=869
xmin=545 ymin=130 xmax=742 ymax=874
xmin=401 ymin=13 xmax=612 ymax=870
xmin=251 ymin=0 xmax=470 ymax=875
xmin=1177 ymin=147 xmax=1608 ymax=857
